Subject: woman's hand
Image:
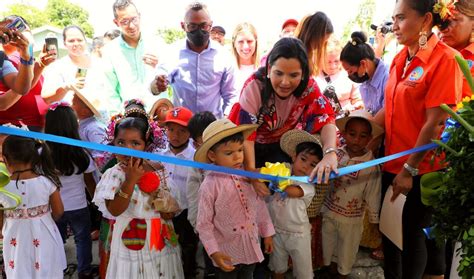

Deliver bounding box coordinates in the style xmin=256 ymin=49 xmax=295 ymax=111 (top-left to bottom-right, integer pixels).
xmin=251 ymin=179 xmax=270 ymax=197
xmin=211 ymin=252 xmax=235 ymax=272
xmin=391 ymin=170 xmax=413 ymax=202
xmin=38 ymin=44 xmax=57 ymax=68
xmin=74 ymin=76 xmax=86 ymax=90
xmin=9 ymin=31 xmax=30 ymax=60
xmin=309 ymin=152 xmax=338 ymax=184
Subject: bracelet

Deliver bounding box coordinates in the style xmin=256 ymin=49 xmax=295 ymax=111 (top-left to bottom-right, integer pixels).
xmin=117 ymin=190 xmax=130 ymax=199
xmin=20 ymin=56 xmax=34 ymax=66
xmin=323 ymin=147 xmax=337 ymax=156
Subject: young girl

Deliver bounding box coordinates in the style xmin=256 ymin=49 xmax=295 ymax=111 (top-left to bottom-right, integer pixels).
xmin=44 ymin=102 xmax=96 ymax=278
xmin=93 ymin=112 xmax=184 ymax=278
xmin=1 ymin=136 xmax=66 ymax=278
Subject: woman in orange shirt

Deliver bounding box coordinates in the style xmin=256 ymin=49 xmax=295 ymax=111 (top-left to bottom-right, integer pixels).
xmin=439 ymin=0 xmax=473 ymax=98
xmin=374 ymin=0 xmax=462 ymax=278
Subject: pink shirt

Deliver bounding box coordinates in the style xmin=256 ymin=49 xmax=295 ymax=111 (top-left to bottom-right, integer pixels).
xmin=196 ymin=172 xmax=275 ymax=265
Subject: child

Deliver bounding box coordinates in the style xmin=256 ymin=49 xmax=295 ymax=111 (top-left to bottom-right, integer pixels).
xmin=186 ymin=111 xmax=217 ymax=230
xmin=268 ymin=129 xmax=323 ymax=279
xmin=186 ymin=111 xmax=217 ymax=278
xmin=71 ymin=91 xmax=107 ymax=168
xmin=1 ymin=136 xmax=66 ymax=278
xmin=195 ymin=119 xmax=275 ymax=278
xmin=321 ymin=109 xmax=383 ymax=278
xmin=93 ymin=112 xmax=184 ymax=278
xmin=44 ymin=102 xmax=96 ymax=278
xmin=158 ymin=106 xmax=198 ymax=278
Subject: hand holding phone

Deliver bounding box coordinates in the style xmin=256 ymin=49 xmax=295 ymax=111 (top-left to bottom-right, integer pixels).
xmin=45 ymin=35 xmax=59 ymax=57
xmin=75 ymin=68 xmax=88 ymax=89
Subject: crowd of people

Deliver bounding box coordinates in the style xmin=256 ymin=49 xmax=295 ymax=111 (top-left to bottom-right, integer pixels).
xmin=0 ymin=0 xmax=472 ymax=278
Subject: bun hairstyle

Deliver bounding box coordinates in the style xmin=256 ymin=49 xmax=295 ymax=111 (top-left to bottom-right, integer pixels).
xmin=400 ymin=0 xmax=443 ymax=27
xmin=340 ymin=31 xmax=376 ymax=66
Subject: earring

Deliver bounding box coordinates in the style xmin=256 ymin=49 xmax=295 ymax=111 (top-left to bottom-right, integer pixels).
xmin=419 ymin=31 xmax=428 ymax=50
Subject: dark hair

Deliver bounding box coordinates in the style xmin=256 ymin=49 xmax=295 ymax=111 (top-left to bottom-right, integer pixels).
xmin=124 ymin=99 xmax=148 ymax=121
xmin=62 ymin=25 xmax=86 ymax=43
xmin=188 ymin=111 xmax=216 ymax=140
xmin=345 ymin=117 xmax=373 ymax=135
xmin=256 ymin=37 xmax=310 ymax=109
xmin=398 ymin=0 xmax=442 ymax=27
xmin=114 ymin=117 xmax=152 ymax=146
xmin=45 ymin=106 xmax=91 ymax=176
xmin=3 ymin=136 xmax=61 ymax=188
xmin=104 ymin=29 xmax=121 ymax=40
xmin=210 ymin=132 xmax=244 ymax=152
xmin=113 ymin=0 xmax=137 ymax=18
xmin=295 ymin=141 xmax=323 ymax=160
xmin=185 ymin=2 xmax=210 ymax=20
xmin=296 ymin=12 xmax=333 ymax=76
xmin=340 ymin=32 xmax=376 ymax=66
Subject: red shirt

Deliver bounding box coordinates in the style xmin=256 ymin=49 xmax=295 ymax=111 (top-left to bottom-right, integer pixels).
xmin=0 ymin=52 xmax=45 ymax=127
xmin=384 ymin=34 xmax=462 ymax=175
xmin=460 ymin=43 xmax=474 ymax=98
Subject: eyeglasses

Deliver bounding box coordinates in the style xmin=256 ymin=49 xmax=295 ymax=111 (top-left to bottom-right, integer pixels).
xmin=119 ymin=16 xmax=139 ymax=26
xmin=185 ymin=22 xmax=212 ymax=32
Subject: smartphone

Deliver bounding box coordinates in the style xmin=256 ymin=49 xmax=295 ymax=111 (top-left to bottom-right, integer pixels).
xmin=45 ymin=37 xmax=59 ymax=56
xmin=6 ymin=17 xmax=27 ymax=32
xmin=76 ymin=68 xmax=88 ymax=78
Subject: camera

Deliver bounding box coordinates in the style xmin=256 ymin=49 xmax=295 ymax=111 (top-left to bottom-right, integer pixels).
xmin=370 ymin=21 xmax=393 ymax=35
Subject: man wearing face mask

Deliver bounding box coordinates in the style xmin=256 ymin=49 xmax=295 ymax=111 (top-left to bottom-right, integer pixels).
xmin=151 ymin=2 xmax=237 ymax=119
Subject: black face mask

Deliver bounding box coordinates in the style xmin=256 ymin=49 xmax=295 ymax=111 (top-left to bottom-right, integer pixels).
xmin=348 ymin=72 xmax=370 ymax=83
xmin=186 ymin=29 xmax=210 ymax=48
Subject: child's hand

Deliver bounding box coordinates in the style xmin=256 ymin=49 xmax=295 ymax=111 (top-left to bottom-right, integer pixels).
xmin=159 ymin=211 xmax=175 ymax=220
xmin=263 ymin=236 xmax=273 ymax=254
xmin=211 ymin=251 xmax=235 ymax=272
xmin=125 ymin=157 xmax=144 ymax=184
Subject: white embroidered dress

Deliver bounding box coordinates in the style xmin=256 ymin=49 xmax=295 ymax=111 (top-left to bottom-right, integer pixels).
xmin=93 ymin=164 xmax=184 ymax=279
xmin=0 ymin=176 xmax=66 ymax=279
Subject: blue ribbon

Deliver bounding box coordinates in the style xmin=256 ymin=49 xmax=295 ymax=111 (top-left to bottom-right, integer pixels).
xmin=0 ymin=123 xmax=449 ymax=184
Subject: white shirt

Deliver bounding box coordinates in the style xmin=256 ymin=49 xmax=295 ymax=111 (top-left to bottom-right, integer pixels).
xmin=268 ymin=181 xmax=315 ymax=235
xmin=157 ymin=143 xmax=195 ymax=210
xmin=58 ymin=157 xmax=96 ymax=211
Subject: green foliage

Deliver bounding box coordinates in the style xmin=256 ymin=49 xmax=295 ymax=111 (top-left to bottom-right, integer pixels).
xmin=3 ymin=0 xmax=94 ymax=38
xmin=2 ymin=4 xmax=48 ymax=29
xmin=46 ymin=0 xmax=94 ymax=38
xmin=342 ymin=0 xmax=376 ymax=42
xmin=431 ymin=57 xmax=474 ymax=278
xmin=157 ymin=28 xmax=186 ymax=45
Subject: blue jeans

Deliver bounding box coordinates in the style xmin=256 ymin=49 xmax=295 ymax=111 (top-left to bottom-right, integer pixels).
xmin=56 ymin=207 xmax=93 ymax=274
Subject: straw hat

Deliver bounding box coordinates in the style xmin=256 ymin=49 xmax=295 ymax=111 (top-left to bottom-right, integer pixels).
xmin=280 ymin=129 xmax=321 ymax=157
xmin=336 ymin=109 xmax=384 ymax=138
xmin=71 ymin=86 xmax=101 ymax=118
xmin=194 ymin=119 xmax=258 ymax=163
xmin=149 ymin=98 xmax=174 ymax=126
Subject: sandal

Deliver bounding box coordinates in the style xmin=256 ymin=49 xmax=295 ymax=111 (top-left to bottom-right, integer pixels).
xmin=370 ymin=248 xmax=384 ymax=261
xmin=63 ymin=263 xmax=77 ymax=278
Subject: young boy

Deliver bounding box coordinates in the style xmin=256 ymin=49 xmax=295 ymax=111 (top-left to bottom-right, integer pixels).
xmin=71 ymin=91 xmax=107 ymax=167
xmin=157 ymin=106 xmax=198 ymax=278
xmin=321 ymin=110 xmax=383 ymax=278
xmin=195 ymin=119 xmax=275 ymax=279
xmin=267 ymin=129 xmax=322 ymax=279
xmin=186 ymin=111 xmax=217 ymax=230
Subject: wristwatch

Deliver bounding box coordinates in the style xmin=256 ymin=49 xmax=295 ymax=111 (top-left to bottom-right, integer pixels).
xmin=324 ymin=147 xmax=337 ymax=156
xmin=403 ymin=163 xmax=419 ymax=176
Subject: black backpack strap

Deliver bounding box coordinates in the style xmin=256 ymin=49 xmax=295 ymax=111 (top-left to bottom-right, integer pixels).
xmin=0 ymin=51 xmax=6 ymax=69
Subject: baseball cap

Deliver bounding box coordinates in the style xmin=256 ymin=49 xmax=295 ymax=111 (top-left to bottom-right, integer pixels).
xmin=282 ymin=19 xmax=298 ymax=30
xmin=211 ymin=26 xmax=226 ymax=35
xmin=163 ymin=107 xmax=193 ymax=127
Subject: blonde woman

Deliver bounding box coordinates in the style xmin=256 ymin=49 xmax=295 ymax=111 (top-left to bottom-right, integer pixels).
xmin=231 ymin=22 xmax=259 ymax=95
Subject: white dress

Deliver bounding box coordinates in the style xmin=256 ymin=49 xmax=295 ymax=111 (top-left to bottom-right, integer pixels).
xmin=93 ymin=164 xmax=184 ymax=279
xmin=0 ymin=176 xmax=66 ymax=279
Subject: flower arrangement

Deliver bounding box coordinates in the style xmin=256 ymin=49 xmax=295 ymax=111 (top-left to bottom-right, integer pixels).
xmin=433 ymin=0 xmax=457 ymax=21
xmin=423 ymin=56 xmax=474 ymax=278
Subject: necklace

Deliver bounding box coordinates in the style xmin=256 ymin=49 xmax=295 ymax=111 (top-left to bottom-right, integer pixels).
xmin=11 ymin=168 xmax=34 ymax=177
